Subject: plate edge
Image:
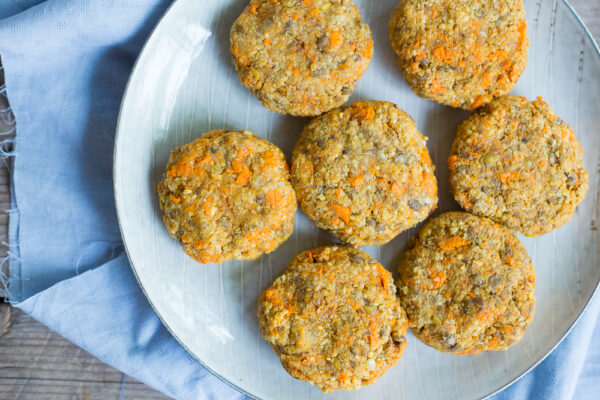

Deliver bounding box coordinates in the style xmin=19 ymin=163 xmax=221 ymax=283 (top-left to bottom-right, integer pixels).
xmin=481 ymin=1 xmax=600 ymax=398
xmin=112 ymin=1 xmax=600 ymax=399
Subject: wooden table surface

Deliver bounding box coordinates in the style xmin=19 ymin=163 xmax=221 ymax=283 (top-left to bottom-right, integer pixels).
xmin=0 ymin=2 xmax=598 ymax=399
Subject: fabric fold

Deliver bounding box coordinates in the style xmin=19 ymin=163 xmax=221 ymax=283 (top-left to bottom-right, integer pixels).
xmin=17 ymin=253 xmax=243 ymax=400
xmin=0 ymin=0 xmax=175 ymax=300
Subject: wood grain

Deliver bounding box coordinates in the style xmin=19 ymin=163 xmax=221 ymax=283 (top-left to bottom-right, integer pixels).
xmin=0 ymin=304 xmax=169 ymax=400
xmin=0 ymin=1 xmax=597 ymax=399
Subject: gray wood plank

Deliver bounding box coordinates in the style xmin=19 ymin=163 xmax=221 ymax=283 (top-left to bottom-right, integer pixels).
xmin=0 ymin=304 xmax=169 ymax=400
xmin=0 ymin=378 xmax=168 ymax=400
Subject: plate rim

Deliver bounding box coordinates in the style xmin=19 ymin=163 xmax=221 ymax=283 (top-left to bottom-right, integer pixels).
xmin=113 ymin=1 xmax=600 ymax=399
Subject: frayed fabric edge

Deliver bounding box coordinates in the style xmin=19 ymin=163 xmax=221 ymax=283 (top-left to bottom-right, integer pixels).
xmin=0 ymin=74 xmax=21 ymax=303
xmin=0 ymin=234 xmax=21 ymax=303
xmin=2 ymin=162 xmax=21 ymax=303
xmin=0 ymin=145 xmax=21 ymax=303
xmin=0 ymin=137 xmax=16 ymax=158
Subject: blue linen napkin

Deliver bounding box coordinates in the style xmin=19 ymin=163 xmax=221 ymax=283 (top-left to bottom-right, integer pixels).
xmin=0 ymin=1 xmax=598 ymax=399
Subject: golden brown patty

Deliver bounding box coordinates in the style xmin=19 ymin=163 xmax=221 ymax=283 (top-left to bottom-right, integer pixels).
xmin=230 ymin=0 xmax=373 ymax=116
xmin=157 ymin=130 xmax=296 ymax=264
xmin=449 ymin=96 xmax=589 ymax=236
xmin=258 ymin=246 xmax=408 ymax=392
xmin=397 ymin=212 xmax=535 ymax=355
xmin=291 ymin=100 xmax=438 ymax=246
xmin=389 ymin=0 xmax=528 ymax=110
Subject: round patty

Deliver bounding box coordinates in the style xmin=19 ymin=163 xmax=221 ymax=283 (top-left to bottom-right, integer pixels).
xmin=449 ymin=95 xmax=589 ymax=236
xmin=389 ymin=0 xmax=528 ymax=110
xmin=397 ymin=212 xmax=535 ymax=355
xmin=157 ymin=130 xmax=297 ymax=264
xmin=291 ymin=100 xmax=438 ymax=246
xmin=258 ymin=245 xmax=408 ymax=392
xmin=230 ymin=0 xmax=373 ymax=116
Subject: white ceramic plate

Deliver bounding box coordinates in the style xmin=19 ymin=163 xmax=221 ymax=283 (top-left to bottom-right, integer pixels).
xmin=114 ymin=1 xmax=600 ymax=399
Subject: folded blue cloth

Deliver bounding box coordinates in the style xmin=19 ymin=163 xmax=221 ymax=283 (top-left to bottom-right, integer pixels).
xmin=0 ymin=1 xmax=598 ymax=399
